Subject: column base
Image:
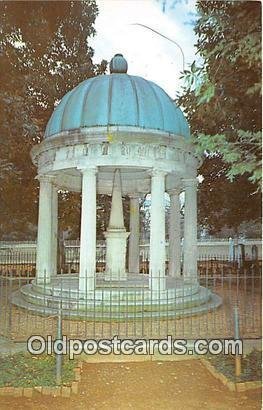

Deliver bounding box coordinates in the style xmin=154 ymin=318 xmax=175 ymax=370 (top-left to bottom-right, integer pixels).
xmin=104 ymin=271 xmax=128 ymax=281
xmin=168 ymin=269 xmax=182 ymax=279
xmin=36 ymin=272 xmax=51 ymax=285
xmin=182 ymin=275 xmax=198 ymax=286
xmin=79 ymin=275 xmax=95 ymax=293
xmin=149 ymin=275 xmax=166 ymax=292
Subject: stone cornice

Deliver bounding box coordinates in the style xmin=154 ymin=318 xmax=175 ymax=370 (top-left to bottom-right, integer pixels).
xmin=31 ymin=126 xmax=199 ymax=165
xmin=34 ymin=140 xmax=199 ymax=176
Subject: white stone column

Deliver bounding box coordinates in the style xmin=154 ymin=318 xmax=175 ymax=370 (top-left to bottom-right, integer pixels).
xmin=51 ymin=185 xmax=58 ymax=276
xmin=149 ymin=169 xmax=167 ymax=291
xmin=183 ymin=178 xmax=198 ymax=281
xmin=128 ymin=194 xmax=140 ymax=274
xmin=36 ymin=175 xmax=54 ymax=284
xmin=168 ymin=188 xmax=181 ymax=277
xmin=79 ymin=167 xmax=97 ymax=293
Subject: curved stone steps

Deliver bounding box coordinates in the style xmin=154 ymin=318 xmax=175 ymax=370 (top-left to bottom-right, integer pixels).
xmin=10 ymin=286 xmax=222 ymax=320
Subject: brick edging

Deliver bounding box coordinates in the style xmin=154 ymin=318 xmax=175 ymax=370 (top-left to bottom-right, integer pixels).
xmin=201 ymin=358 xmax=261 ymax=392
xmin=0 ymin=361 xmax=83 ymax=398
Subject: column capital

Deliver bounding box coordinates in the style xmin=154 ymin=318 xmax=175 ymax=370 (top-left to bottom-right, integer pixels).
xmin=148 ymin=168 xmax=168 ymax=178
xmin=36 ymin=174 xmax=56 ymax=184
xmin=78 ymin=166 xmax=98 ymax=175
xmin=182 ymin=177 xmax=198 ymax=188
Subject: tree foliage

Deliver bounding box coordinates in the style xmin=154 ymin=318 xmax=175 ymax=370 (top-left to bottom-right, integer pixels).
xmin=179 ymin=0 xmax=261 ymax=185
xmin=178 ymin=0 xmax=261 ymax=235
xmin=198 ymin=157 xmax=261 ymax=235
xmin=0 ymin=1 xmax=107 ymax=239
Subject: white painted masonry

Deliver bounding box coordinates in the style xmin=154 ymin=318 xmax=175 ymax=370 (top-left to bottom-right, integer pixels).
xmin=168 ymin=188 xmax=181 ymax=278
xmin=149 ymin=170 xmax=167 ymax=291
xmin=36 ymin=175 xmax=54 ymax=284
xmin=79 ymin=167 xmax=97 ymax=292
xmin=128 ymin=194 xmax=140 ymax=274
xmin=183 ymin=178 xmax=198 ymax=280
xmin=104 ymin=169 xmax=130 ymax=281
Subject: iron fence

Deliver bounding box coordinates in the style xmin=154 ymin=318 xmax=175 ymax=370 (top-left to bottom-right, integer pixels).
xmin=0 ymin=249 xmax=36 ymax=277
xmin=0 ymin=268 xmax=261 ymax=342
xmin=0 ymin=241 xmax=261 ymax=341
xmin=1 ymin=239 xmax=262 ymax=272
xmin=0 ymin=243 xmax=261 ymax=277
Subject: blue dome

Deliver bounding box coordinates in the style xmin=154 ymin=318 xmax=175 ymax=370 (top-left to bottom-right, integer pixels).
xmin=45 ymin=67 xmax=190 ymax=139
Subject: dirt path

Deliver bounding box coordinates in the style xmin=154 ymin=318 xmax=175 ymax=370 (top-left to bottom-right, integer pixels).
xmin=0 ymin=360 xmax=261 ymax=410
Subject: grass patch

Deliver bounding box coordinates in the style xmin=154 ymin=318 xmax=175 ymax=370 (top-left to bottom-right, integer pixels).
xmin=206 ymin=349 xmax=262 ymax=382
xmin=0 ymin=352 xmax=76 ymax=387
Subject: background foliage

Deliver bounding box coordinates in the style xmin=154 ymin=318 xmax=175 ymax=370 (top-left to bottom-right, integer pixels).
xmin=178 ymin=0 xmax=261 ymax=235
xmin=0 ymin=0 xmax=107 ymax=239
xmin=0 ymin=0 xmax=261 ymax=240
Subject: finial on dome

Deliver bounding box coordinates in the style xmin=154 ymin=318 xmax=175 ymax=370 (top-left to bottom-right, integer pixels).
xmin=109 ymin=53 xmax=128 ymax=74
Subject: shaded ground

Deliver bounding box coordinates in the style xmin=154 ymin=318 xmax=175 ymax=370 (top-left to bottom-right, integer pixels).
xmin=0 ymin=353 xmax=75 ymax=387
xmin=0 ymin=360 xmax=261 ymax=409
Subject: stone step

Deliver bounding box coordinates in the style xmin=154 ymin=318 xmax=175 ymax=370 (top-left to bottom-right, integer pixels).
xmin=18 ymin=283 xmax=211 ymax=311
xmin=10 ymin=289 xmax=222 ymax=320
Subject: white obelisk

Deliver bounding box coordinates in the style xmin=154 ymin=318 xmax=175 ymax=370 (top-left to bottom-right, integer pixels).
xmin=104 ymin=169 xmax=130 ymax=281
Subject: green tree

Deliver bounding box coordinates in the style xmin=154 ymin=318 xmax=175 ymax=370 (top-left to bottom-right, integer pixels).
xmin=179 ymin=0 xmax=261 ymax=184
xmin=178 ymin=0 xmax=261 ymax=235
xmin=0 ymin=1 xmax=107 ymax=239
xmin=198 ymin=157 xmax=261 ymax=236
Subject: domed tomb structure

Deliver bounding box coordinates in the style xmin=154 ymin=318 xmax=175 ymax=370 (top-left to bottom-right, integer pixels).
xmin=12 ymin=54 xmax=221 ymax=318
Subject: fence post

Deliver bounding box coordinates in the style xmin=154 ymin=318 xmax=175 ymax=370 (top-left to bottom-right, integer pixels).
xmin=8 ymin=271 xmax=13 ymax=339
xmin=237 ymin=243 xmax=245 ymax=274
xmin=228 ymin=237 xmax=234 ymax=262
xmin=233 ymin=306 xmax=241 ymax=377
xmin=56 ymin=301 xmax=62 ymax=385
xmin=251 ymin=245 xmax=259 ymax=273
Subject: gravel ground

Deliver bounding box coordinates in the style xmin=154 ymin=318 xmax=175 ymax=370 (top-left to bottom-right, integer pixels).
xmin=0 ymin=360 xmax=261 ymax=409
